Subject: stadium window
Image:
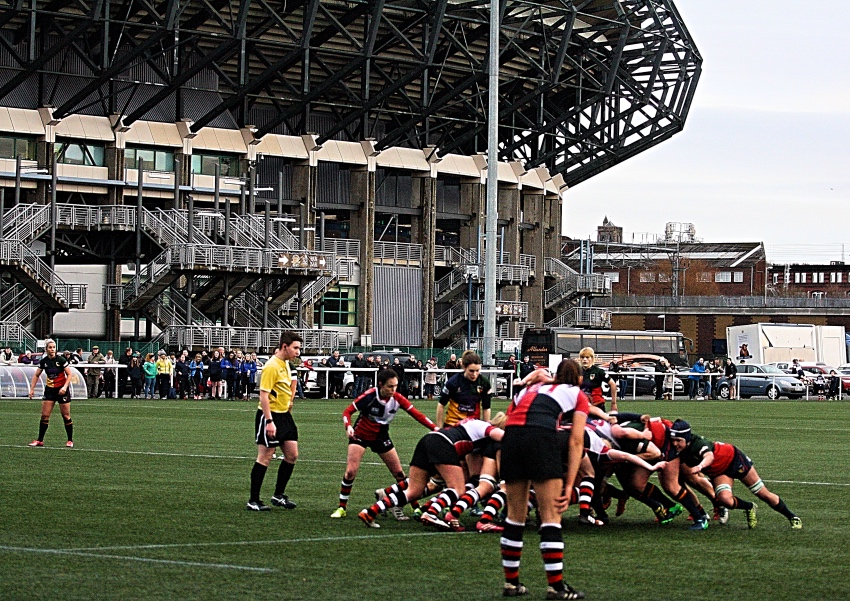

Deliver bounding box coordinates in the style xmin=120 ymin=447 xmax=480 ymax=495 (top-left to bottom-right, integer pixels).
xmin=0 ymin=135 xmax=36 ymax=160
xmin=603 ymin=271 xmax=619 ymax=283
xmin=126 ymin=146 xmax=175 ymax=172
xmin=191 ymin=152 xmax=238 ymax=176
xmin=697 ymin=272 xmax=711 ymax=283
xmin=314 ymin=285 xmax=357 ymax=326
xmin=639 ymin=271 xmax=655 ymax=283
xmin=733 ymin=271 xmax=744 ymax=283
xmin=55 ymin=141 xmax=105 ymax=166
xmin=714 ymin=271 xmax=732 ymax=283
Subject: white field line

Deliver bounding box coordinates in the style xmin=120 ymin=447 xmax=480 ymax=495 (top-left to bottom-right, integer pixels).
xmin=0 ymin=545 xmax=274 ymax=572
xmin=61 ymin=531 xmax=450 ymax=553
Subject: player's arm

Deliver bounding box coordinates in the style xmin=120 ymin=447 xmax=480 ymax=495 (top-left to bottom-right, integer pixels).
xmin=481 ymin=389 xmax=492 ymax=423
xmin=608 ymin=376 xmax=618 ymax=412
xmin=61 ymin=366 xmax=72 ymax=393
xmin=28 ymin=368 xmax=43 ymax=398
xmin=560 ymin=409 xmax=587 ymax=511
xmin=588 ymin=405 xmax=616 ymax=424
xmin=436 ymin=382 xmax=453 ymax=427
xmin=606 ymin=448 xmax=663 ymax=471
xmin=690 ymin=450 xmax=714 ymax=476
xmin=342 ymin=401 xmax=360 ymax=438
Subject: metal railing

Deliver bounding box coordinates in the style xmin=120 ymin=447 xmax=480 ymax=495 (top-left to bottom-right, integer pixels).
xmin=2 ymin=204 xmax=50 ymax=242
xmin=0 ymin=243 xmax=86 ymax=308
xmin=545 ymin=307 xmax=612 ymax=329
xmin=0 ymin=285 xmax=40 ymax=324
xmin=435 ymin=266 xmax=470 ymax=300
xmin=158 ymin=325 xmax=350 ymax=353
xmin=146 ymin=289 xmax=216 ymax=327
xmin=519 ymin=253 xmax=537 ymax=272
xmin=597 ymin=294 xmax=850 ymax=309
xmin=374 ymin=241 xmax=423 ymax=264
xmin=435 ymin=245 xmax=477 ymax=266
xmin=0 ymin=321 xmax=39 ymax=350
xmin=435 ymin=299 xmax=528 ymax=336
xmin=320 ymin=238 xmax=361 ymax=260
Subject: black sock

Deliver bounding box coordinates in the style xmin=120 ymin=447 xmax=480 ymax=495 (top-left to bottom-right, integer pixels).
xmin=274 ymin=460 xmax=295 ymax=497
xmin=63 ymin=418 xmax=73 ymax=442
xmin=38 ymin=418 xmax=49 ymax=442
xmin=250 ymin=462 xmax=268 ymax=502
xmin=770 ymin=497 xmax=796 ymax=520
xmin=645 ymin=483 xmax=675 ymax=510
xmin=674 ymin=487 xmax=705 ymax=519
xmin=732 ymin=497 xmax=753 ymax=511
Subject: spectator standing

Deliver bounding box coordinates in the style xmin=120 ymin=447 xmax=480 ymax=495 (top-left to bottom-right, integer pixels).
xmin=103 ymin=350 xmax=117 ymax=397
xmin=127 ymin=356 xmax=143 ymax=398
xmin=189 ymin=353 xmax=204 ymax=399
xmin=208 ymin=350 xmax=223 ymax=399
xmin=142 ymin=353 xmax=157 ymax=399
xmin=519 ymin=355 xmax=535 ymax=380
xmin=444 ymin=353 xmax=459 ymax=370
xmin=155 ymin=350 xmax=173 ymax=399
xmin=724 ymin=357 xmax=738 ymax=400
xmin=327 ymin=350 xmax=345 ymax=398
xmin=118 ymin=347 xmax=133 ymax=398
xmin=175 ymin=354 xmax=190 ymax=399
xmin=689 ymin=358 xmax=706 ymax=400
xmin=391 ymin=357 xmax=407 ymax=397
xmin=86 ymin=346 xmax=106 ymax=398
xmin=222 ymin=351 xmax=236 ymax=400
xmin=350 ymin=352 xmax=369 ymax=398
xmin=501 ymin=355 xmax=518 ymax=379
xmin=423 ymin=357 xmax=439 ymax=400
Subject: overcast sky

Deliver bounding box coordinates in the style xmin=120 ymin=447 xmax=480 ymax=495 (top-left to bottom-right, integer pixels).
xmin=561 ymin=0 xmax=850 ymax=264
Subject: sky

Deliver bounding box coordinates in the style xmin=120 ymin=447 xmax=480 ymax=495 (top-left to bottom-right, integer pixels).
xmin=561 ymin=0 xmax=850 ymax=264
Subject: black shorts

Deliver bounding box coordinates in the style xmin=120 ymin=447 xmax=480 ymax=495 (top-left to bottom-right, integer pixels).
xmin=44 ymin=386 xmax=71 ymax=404
xmin=722 ymin=446 xmax=754 ymax=480
xmin=409 ymin=433 xmax=460 ymax=473
xmin=350 ymin=432 xmax=395 ymax=454
xmin=255 ymin=410 xmax=298 ymax=447
xmin=482 ymin=438 xmax=501 ymax=460
xmin=501 ymin=426 xmax=563 ymax=483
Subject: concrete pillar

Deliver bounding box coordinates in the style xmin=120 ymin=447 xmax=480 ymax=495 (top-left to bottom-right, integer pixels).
xmin=412 ymin=172 xmax=437 ymax=347
xmin=349 ymin=166 xmax=375 ymax=345
xmin=500 ymin=186 xmax=521 ymax=338
xmin=458 ymin=181 xmax=484 ymax=255
xmin=291 ymin=160 xmax=318 ymax=326
xmin=521 ymin=190 xmax=546 ymax=327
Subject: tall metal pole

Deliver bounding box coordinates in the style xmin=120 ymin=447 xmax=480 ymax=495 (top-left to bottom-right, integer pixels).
xmin=135 ymin=159 xmax=143 ymax=341
xmin=14 ymin=156 xmax=21 ymax=205
xmin=483 ymin=0 xmax=500 ymax=364
xmin=49 ymin=155 xmax=57 ymax=271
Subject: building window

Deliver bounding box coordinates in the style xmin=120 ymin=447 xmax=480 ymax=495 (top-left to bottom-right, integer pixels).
xmin=603 ymin=271 xmax=619 ymax=283
xmin=714 ymin=271 xmax=731 ymax=283
xmin=191 ymin=152 xmax=238 ymax=176
xmin=315 ymin=285 xmax=357 ymax=326
xmin=772 ymin=273 xmax=779 ymax=285
xmin=830 ymin=272 xmax=843 ymax=283
xmin=126 ymin=146 xmax=175 ymax=172
xmin=658 ymin=273 xmax=671 ymax=283
xmin=55 ymin=141 xmax=105 ymax=166
xmin=733 ymin=271 xmax=744 ymax=283
xmin=0 ymin=135 xmax=36 ymax=160
xmin=811 ymin=291 xmax=825 ymax=299
xmin=794 ymin=272 xmax=804 ymax=284
xmin=815 ymin=272 xmax=825 ymax=283
xmin=639 ymin=271 xmax=655 ymax=283
xmin=697 ymin=272 xmax=711 ymax=283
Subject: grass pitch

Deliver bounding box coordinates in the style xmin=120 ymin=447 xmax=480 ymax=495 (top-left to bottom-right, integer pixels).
xmin=1 ymin=397 xmax=848 ymax=601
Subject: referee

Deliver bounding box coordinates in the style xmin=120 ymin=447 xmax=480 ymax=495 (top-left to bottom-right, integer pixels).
xmin=247 ymin=331 xmax=303 ymax=511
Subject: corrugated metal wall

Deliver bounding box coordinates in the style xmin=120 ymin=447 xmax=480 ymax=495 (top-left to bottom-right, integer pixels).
xmin=373 ymin=266 xmax=422 ymax=347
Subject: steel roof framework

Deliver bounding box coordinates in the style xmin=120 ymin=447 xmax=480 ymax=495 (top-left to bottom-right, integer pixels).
xmin=0 ymin=0 xmax=701 ymax=186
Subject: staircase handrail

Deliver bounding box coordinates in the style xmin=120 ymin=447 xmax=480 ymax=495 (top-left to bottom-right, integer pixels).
xmin=2 ymin=204 xmax=50 ymax=242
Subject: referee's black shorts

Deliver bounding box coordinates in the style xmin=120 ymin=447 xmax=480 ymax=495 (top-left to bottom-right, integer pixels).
xmin=255 ymin=410 xmax=298 ymax=447
xmin=500 ymin=426 xmax=563 ymax=483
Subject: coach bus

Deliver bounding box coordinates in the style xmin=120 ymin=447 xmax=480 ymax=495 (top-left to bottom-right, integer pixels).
xmin=521 ymin=328 xmax=689 ymax=368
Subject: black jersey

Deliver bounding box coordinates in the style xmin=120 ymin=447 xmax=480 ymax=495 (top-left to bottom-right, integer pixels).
xmin=38 ymin=354 xmax=69 ymax=388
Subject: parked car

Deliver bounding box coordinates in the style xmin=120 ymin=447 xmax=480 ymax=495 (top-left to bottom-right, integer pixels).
xmin=716 ymin=363 xmax=807 ymax=400
xmin=601 ymin=364 xmax=685 ymax=397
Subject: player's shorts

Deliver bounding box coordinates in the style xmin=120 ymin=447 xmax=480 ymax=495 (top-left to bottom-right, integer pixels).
xmin=350 ymin=432 xmax=395 ymax=454
xmin=482 ymin=438 xmax=501 ymax=460
xmin=501 ymin=426 xmax=562 ymax=483
xmin=720 ymin=446 xmax=753 ymax=480
xmin=409 ymin=432 xmax=461 ymax=473
xmin=44 ymin=386 xmax=71 ymax=404
xmin=255 ymin=410 xmax=298 ymax=447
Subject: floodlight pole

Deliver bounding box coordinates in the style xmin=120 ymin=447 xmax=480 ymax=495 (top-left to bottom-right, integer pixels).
xmin=483 ymin=0 xmax=500 ymax=365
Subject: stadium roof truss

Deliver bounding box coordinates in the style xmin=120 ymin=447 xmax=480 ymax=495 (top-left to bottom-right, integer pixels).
xmin=0 ymin=0 xmax=701 ymax=186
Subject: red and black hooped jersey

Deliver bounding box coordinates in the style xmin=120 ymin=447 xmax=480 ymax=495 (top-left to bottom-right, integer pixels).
xmin=431 ymin=418 xmax=496 ymax=458
xmin=38 ymin=354 xmax=69 ymax=389
xmin=343 ymin=388 xmax=435 ymax=441
xmin=507 ymin=383 xmax=589 ymax=430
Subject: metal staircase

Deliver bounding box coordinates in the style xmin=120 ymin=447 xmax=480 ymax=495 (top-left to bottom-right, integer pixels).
xmin=434 ymin=299 xmax=528 ymax=339
xmin=545 ymin=307 xmax=612 ymax=329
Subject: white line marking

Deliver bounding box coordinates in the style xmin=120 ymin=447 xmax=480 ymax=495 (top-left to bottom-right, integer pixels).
xmin=765 ymin=479 xmax=850 ymax=487
xmin=61 ymin=531 xmax=455 ymax=552
xmin=0 ymin=545 xmax=274 ymax=572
